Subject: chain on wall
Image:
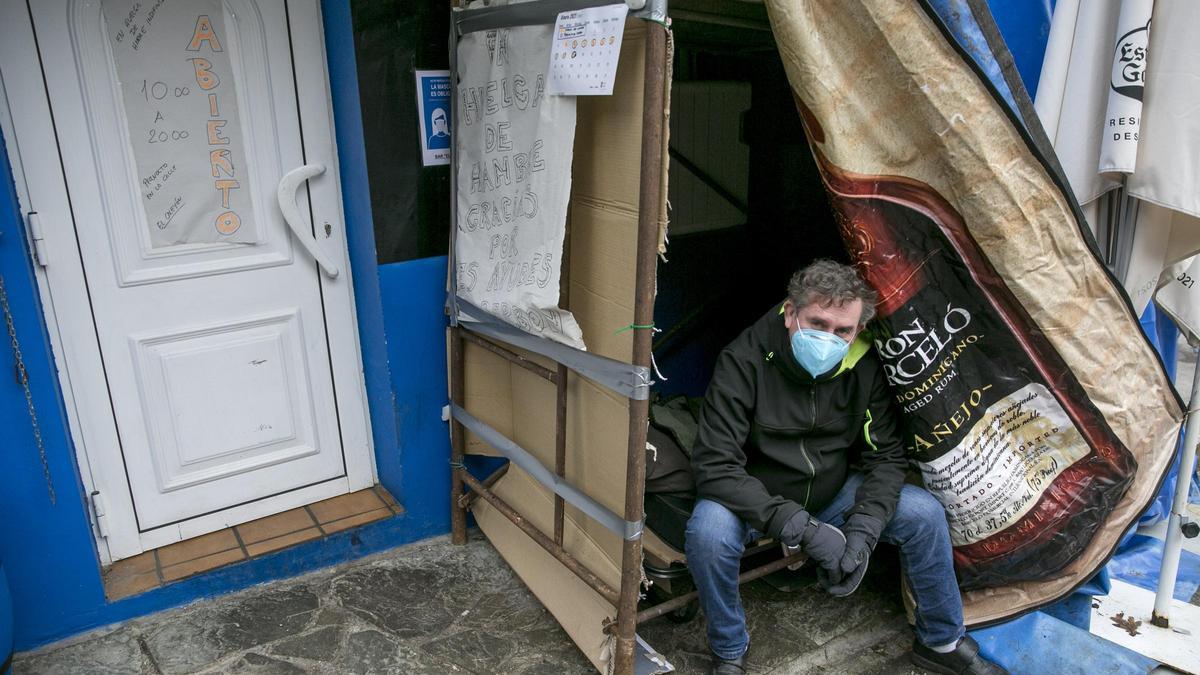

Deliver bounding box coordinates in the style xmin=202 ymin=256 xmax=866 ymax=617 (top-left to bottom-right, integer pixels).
xmin=0 ymin=273 xmax=56 ymax=504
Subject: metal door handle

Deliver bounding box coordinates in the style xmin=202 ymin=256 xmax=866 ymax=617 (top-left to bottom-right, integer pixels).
xmin=277 ymin=164 xmax=339 ymax=278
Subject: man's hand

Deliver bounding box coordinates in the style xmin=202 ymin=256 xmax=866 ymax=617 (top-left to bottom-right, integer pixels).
xmin=780 ymin=511 xmax=846 ymax=572
xmin=818 ymin=514 xmax=883 ymax=596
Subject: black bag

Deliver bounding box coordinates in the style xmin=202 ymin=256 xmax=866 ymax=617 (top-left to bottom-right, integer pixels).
xmin=644 ymin=397 xmax=701 ymax=552
xmin=646 ymin=424 xmax=696 ymax=496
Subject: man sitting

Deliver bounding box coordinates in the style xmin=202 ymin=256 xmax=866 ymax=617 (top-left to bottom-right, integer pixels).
xmin=685 ymin=259 xmax=1006 ymax=675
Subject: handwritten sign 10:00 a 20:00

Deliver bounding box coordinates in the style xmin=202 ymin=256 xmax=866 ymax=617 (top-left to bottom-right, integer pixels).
xmin=105 ymin=0 xmax=258 ymax=246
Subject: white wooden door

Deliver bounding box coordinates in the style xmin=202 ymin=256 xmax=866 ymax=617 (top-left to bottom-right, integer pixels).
xmin=0 ymin=0 xmax=374 ymax=560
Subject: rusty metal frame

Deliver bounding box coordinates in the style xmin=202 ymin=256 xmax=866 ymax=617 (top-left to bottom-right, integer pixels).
xmin=460 ymin=468 xmax=621 ymax=605
xmin=449 ymin=328 xmax=628 ymax=597
xmin=449 ymin=319 xmax=808 ymax=673
xmin=611 ymin=552 xmax=806 ymax=632
xmin=446 ymin=11 xmax=799 ymax=675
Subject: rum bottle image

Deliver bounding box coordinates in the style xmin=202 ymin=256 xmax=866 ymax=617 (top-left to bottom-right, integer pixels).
xmin=797 ymin=102 xmax=1137 ymax=589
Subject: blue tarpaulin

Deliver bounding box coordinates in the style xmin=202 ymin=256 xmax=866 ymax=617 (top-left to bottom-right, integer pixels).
xmin=930 ymin=0 xmax=1022 ymax=111
xmin=1108 ymin=534 xmax=1200 ymax=602
xmin=971 ymin=611 xmax=1158 ymax=675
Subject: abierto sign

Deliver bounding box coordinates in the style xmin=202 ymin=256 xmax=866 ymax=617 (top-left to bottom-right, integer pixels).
xmin=454 ymin=25 xmax=585 ymax=350
xmin=103 ymin=0 xmax=257 ymax=246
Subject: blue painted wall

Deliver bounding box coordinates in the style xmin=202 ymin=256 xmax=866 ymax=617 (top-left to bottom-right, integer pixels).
xmin=0 ymin=0 xmax=454 ymax=650
xmin=319 ymin=0 xmax=452 ymax=552
xmin=376 ymin=256 xmax=452 ymax=529
xmin=0 ymin=117 xmax=111 ymax=653
xmin=985 ymin=0 xmax=1055 ymax=97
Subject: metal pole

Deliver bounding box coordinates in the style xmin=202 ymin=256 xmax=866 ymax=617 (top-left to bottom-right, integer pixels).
xmin=555 ymin=364 xmax=569 ymax=545
xmin=446 ymin=5 xmax=467 ymax=548
xmin=1152 ymin=347 xmax=1200 ymax=627
xmin=610 ymin=552 xmax=808 ymax=631
xmin=613 ymin=19 xmax=669 ymax=675
xmin=556 ymin=210 xmax=572 ymax=546
xmin=449 ymin=327 xmax=468 ymax=545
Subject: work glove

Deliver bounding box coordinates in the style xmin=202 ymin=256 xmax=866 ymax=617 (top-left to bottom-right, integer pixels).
xmin=779 ymin=510 xmax=846 ymax=574
xmin=818 ymin=513 xmax=883 ymax=597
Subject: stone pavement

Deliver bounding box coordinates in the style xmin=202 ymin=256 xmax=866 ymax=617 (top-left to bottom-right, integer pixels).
xmin=15 ymin=533 xmax=928 ymax=675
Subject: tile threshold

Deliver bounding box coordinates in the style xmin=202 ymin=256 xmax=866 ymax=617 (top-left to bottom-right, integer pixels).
xmin=102 ymin=485 xmax=402 ymax=601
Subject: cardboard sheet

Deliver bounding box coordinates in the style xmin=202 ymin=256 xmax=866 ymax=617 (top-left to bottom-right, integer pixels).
xmin=569 ymin=21 xmax=648 ymax=365
xmin=457 ymin=20 xmax=661 ymax=671
xmin=472 ymin=466 xmax=621 ymax=672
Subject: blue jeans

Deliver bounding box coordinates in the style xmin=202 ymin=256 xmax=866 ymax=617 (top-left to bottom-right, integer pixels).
xmin=684 ymin=472 xmax=964 ymax=660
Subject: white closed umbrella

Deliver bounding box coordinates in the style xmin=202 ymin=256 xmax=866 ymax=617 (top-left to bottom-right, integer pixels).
xmin=1033 ymin=0 xmax=1125 ymax=221
xmin=1123 ymin=0 xmax=1200 ymax=628
xmin=1037 ymin=0 xmax=1200 ymax=632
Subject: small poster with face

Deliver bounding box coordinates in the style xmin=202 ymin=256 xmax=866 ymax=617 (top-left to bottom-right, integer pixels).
xmin=415 ymin=70 xmax=452 ymax=166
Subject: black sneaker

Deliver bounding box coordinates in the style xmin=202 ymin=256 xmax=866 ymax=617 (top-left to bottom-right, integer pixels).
xmin=910 ymin=635 xmax=1008 ymax=674
xmin=710 ymin=651 xmax=746 ymax=675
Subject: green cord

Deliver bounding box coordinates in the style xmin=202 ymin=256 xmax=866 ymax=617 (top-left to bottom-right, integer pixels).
xmin=614 ymin=323 xmax=657 ymax=335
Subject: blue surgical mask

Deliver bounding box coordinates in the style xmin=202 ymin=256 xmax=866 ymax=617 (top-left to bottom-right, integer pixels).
xmin=790 ymin=328 xmax=849 ymax=378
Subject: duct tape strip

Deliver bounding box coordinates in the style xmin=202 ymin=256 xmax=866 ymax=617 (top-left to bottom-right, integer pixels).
xmin=455 ymin=297 xmax=652 ymax=400
xmin=456 ymin=0 xmax=621 ymax=35
xmin=454 ymin=0 xmax=666 ymax=36
xmin=635 ymin=634 xmax=674 ymax=674
xmin=636 ymin=0 xmax=668 ymax=25
xmin=451 ymin=403 xmax=645 ymax=541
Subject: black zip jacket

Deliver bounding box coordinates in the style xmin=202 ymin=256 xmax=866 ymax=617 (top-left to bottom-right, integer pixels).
xmin=691 ymin=303 xmax=908 ymax=539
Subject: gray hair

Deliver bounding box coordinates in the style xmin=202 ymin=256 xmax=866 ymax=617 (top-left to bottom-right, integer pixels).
xmin=787 ymin=259 xmax=878 ymax=324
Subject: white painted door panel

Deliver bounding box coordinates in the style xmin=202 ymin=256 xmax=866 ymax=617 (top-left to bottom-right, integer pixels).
xmin=10 ymin=0 xmax=375 ymax=548
xmin=131 ymin=309 xmax=323 ymax=493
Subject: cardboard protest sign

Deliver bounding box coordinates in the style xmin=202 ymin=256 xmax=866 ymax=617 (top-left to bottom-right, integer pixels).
xmin=104 ymin=0 xmax=257 ymax=246
xmin=765 ymin=0 xmax=1183 ymax=621
xmin=457 ymin=19 xmax=661 ymax=672
xmin=455 ymin=25 xmax=585 ymax=350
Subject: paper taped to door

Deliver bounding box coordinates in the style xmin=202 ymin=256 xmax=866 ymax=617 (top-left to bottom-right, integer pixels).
xmin=103 ymin=0 xmax=259 ymax=246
